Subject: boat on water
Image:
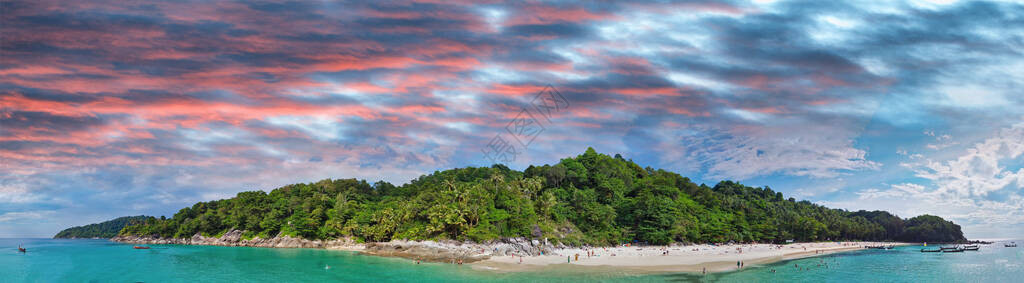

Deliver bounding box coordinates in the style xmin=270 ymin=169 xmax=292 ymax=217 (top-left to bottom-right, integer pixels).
xmin=940 ymin=246 xmax=961 ymax=251
xmin=963 ymin=245 xmax=979 ymax=251
xmin=937 ymin=246 xmax=962 ymax=253
xmin=1006 ymin=242 xmax=1017 ymax=248
xmin=18 ymin=244 xmax=26 ymax=253
xmin=133 ymin=246 xmax=151 ymax=249
xmin=865 ymin=245 xmax=896 ymax=250
xmin=920 ymin=248 xmax=942 ymax=253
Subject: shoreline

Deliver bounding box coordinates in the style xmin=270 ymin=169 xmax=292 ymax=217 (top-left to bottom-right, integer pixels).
xmin=471 ymin=242 xmax=911 ymax=274
xmin=111 ymin=232 xmax=910 ymax=274
xmin=111 ymin=230 xmax=549 ymax=263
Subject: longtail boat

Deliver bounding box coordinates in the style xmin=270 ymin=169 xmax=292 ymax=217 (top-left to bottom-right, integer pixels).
xmin=133 ymin=246 xmax=151 ymax=249
xmin=18 ymin=244 xmax=26 ymax=253
xmin=920 ymin=248 xmax=941 ymax=252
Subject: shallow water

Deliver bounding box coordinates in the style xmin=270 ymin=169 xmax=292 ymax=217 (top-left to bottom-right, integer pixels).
xmin=3 ymin=238 xmax=1021 ymax=282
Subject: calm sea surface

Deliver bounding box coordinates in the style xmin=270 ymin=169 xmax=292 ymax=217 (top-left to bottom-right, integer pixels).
xmin=3 ymin=238 xmax=1021 ymax=282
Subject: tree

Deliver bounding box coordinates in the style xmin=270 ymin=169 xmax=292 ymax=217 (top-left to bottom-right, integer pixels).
xmin=118 ymin=149 xmax=969 ymax=246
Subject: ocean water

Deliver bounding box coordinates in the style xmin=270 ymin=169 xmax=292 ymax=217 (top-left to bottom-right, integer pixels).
xmin=3 ymin=238 xmax=1022 ymax=282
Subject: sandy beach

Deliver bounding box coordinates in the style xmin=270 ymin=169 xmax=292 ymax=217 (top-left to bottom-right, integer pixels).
xmin=472 ymin=242 xmax=909 ymax=274
xmin=114 ymin=233 xmax=909 ymax=274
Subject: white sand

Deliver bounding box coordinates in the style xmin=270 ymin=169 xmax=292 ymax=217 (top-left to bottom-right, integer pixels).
xmin=473 ymin=241 xmax=908 ymax=273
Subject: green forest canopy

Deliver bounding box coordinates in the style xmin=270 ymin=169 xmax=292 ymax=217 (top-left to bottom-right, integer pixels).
xmin=55 ymin=215 xmax=153 ymax=239
xmin=121 ymin=149 xmax=967 ymax=245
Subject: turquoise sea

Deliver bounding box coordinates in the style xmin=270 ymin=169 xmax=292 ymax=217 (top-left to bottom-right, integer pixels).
xmin=3 ymin=238 xmax=1022 ymax=282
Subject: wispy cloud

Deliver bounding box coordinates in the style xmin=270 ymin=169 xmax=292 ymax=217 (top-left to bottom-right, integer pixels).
xmin=1 ymin=0 xmax=1022 ymax=237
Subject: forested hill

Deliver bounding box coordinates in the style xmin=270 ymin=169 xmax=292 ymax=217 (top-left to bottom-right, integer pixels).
xmin=55 ymin=215 xmax=154 ymax=238
xmin=120 ymin=148 xmax=967 ymax=245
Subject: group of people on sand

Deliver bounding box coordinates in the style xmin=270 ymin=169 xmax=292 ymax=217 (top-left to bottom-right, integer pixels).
xmin=563 ymin=249 xmax=604 ymax=263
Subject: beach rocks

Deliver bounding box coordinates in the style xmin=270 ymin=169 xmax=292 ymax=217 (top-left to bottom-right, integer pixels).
xmin=360 ymin=237 xmax=558 ymax=263
xmin=110 ymin=230 xmax=358 ymax=249
xmin=480 ymin=237 xmax=554 ymax=257
xmin=362 ymin=240 xmax=491 ymax=263
xmin=112 ymin=232 xmax=558 ymax=264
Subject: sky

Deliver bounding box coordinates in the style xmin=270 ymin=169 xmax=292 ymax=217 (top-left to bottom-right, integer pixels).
xmin=1 ymin=0 xmax=1022 ymax=239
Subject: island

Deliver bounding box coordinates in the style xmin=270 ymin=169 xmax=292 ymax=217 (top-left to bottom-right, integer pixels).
xmin=114 ymin=148 xmax=966 ymax=272
xmin=54 ymin=215 xmax=154 ymax=239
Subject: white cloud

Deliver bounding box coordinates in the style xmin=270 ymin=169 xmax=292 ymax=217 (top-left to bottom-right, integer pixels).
xmin=940 ymin=85 xmax=1009 ymax=109
xmin=0 ymin=184 xmax=44 ymax=204
xmin=478 ymin=7 xmax=506 ymax=33
xmin=652 ymin=121 xmax=880 ymax=180
xmin=821 ymin=15 xmax=859 ymax=29
xmin=860 ymin=183 xmax=929 ymax=200
xmin=913 ymin=121 xmax=1024 ymax=197
xmin=858 ymin=58 xmax=894 ymax=76
xmin=266 ymin=115 xmax=347 ymax=141
xmin=809 ymin=14 xmax=862 ymax=45
xmin=908 ymin=0 xmax=961 ymax=10
xmin=0 ymin=210 xmax=55 ymax=223
xmin=725 ymin=108 xmax=771 ymax=122
xmin=925 ymin=132 xmax=959 ymax=150
xmin=667 ymin=72 xmax=731 ymax=92
xmin=856 ymin=187 xmax=908 ymax=200
xmin=865 ymin=121 xmax=1024 ymax=238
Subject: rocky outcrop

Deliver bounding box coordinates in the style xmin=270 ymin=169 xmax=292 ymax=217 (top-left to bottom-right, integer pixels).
xmin=362 ymin=240 xmax=492 ymax=263
xmin=484 ymin=237 xmax=555 ymax=257
xmin=112 ymin=231 xmax=556 ymax=263
xmin=111 ymin=230 xmax=359 ymax=249
xmin=361 ymin=237 xmax=557 ymax=263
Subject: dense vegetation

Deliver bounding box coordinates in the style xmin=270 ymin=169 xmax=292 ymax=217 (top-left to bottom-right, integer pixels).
xmin=121 ymin=149 xmax=967 ymax=245
xmin=55 ymin=215 xmax=154 ymax=238
xmin=897 ymin=215 xmax=966 ymax=243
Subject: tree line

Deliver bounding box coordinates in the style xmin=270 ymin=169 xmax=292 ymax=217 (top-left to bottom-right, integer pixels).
xmin=55 ymin=215 xmax=153 ymax=239
xmin=121 ymin=148 xmax=966 ymax=245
